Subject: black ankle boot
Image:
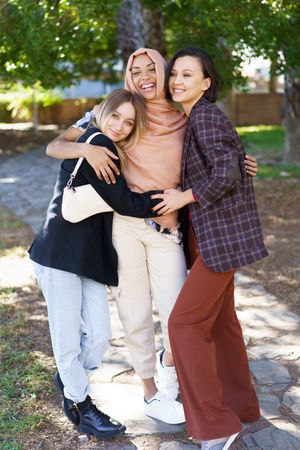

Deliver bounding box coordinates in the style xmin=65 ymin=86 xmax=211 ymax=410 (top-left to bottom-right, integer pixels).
xmin=76 ymin=396 xmax=126 ymax=439
xmin=53 ymin=372 xmax=80 ymax=426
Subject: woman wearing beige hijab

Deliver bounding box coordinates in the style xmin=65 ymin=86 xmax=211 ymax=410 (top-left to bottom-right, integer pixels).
xmin=46 ymin=48 xmax=258 ymax=425
xmin=111 ymin=49 xmax=187 ymax=423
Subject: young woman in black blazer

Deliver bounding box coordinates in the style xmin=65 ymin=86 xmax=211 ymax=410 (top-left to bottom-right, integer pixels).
xmin=29 ymin=89 xmax=160 ymax=440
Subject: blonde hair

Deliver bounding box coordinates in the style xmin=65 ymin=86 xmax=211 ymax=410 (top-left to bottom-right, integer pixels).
xmin=93 ymin=89 xmax=147 ymax=167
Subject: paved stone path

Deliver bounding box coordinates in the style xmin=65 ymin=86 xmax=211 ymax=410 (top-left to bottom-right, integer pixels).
xmin=0 ymin=148 xmax=299 ymax=449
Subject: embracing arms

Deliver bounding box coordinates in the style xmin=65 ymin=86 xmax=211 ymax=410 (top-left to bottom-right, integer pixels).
xmin=71 ymin=129 xmax=161 ymax=218
xmin=47 ymin=112 xmax=258 ymax=187
xmin=152 ymin=107 xmax=256 ymax=215
xmin=47 ymin=126 xmax=120 ymax=183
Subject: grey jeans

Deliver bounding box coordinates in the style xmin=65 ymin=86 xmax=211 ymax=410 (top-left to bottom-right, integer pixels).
xmin=32 ymin=262 xmax=111 ymax=402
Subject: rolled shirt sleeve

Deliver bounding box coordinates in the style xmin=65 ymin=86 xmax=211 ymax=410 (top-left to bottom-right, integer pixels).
xmin=72 ymin=110 xmax=94 ymax=131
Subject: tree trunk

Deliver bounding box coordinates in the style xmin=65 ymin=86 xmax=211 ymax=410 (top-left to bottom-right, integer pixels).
xmin=116 ymin=0 xmax=146 ymax=66
xmin=269 ymin=60 xmax=277 ymax=94
xmin=282 ymin=69 xmax=300 ymax=163
xmin=32 ymin=89 xmax=39 ymax=130
xmin=269 ymin=75 xmax=277 ymax=94
xmin=116 ymin=0 xmax=166 ymax=67
xmin=218 ymin=90 xmax=236 ymax=124
xmin=143 ymin=8 xmax=167 ymax=58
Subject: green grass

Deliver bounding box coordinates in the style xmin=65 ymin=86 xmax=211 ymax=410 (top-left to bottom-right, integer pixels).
xmin=0 ymin=298 xmax=53 ymax=449
xmin=237 ymin=125 xmax=284 ymax=157
xmin=254 ymin=163 xmax=300 ymax=179
xmin=0 ymin=207 xmax=24 ymax=230
xmin=0 ymin=205 xmax=25 ymax=254
xmin=236 ymin=125 xmax=300 ymax=179
xmin=0 ymin=206 xmax=53 ymax=448
xmin=0 ymin=204 xmax=33 ymax=255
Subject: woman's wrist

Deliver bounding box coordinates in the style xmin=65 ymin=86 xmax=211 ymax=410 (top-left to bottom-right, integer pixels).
xmin=184 ymin=189 xmax=196 ymax=206
xmin=81 ymin=143 xmax=92 ymax=159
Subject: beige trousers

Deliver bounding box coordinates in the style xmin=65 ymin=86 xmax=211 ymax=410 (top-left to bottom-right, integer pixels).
xmin=112 ymin=213 xmax=187 ymax=379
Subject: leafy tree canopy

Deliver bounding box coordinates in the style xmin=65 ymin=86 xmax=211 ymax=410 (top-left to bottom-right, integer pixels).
xmin=0 ymin=0 xmax=121 ymax=88
xmin=161 ymin=0 xmax=300 ymax=89
xmin=1 ymin=0 xmax=299 ymax=92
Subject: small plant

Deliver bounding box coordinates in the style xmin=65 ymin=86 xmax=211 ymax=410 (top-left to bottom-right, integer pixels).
xmin=0 ymin=82 xmax=63 ymax=121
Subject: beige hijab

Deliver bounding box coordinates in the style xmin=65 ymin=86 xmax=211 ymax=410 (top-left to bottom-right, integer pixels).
xmin=123 ymin=48 xmax=187 ymax=194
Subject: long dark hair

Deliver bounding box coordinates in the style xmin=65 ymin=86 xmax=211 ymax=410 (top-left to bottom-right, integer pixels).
xmin=166 ymin=47 xmax=222 ymax=103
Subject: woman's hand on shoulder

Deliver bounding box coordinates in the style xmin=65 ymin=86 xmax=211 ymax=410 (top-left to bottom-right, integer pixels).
xmin=245 ymin=154 xmax=258 ymax=177
xmin=84 ymin=144 xmax=120 ymax=184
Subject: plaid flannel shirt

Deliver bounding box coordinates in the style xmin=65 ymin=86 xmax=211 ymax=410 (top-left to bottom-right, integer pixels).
xmin=183 ymin=98 xmax=268 ymax=272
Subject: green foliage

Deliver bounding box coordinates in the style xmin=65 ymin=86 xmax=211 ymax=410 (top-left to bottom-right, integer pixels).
xmin=0 ymin=82 xmax=62 ymax=120
xmin=162 ymin=0 xmax=300 ymax=90
xmin=1 ymin=441 xmax=24 ymax=450
xmin=0 ymin=0 xmax=299 ymax=96
xmin=230 ymin=0 xmax=300 ymax=77
xmin=162 ymin=0 xmax=245 ymax=91
xmin=0 ymin=0 xmax=121 ymax=88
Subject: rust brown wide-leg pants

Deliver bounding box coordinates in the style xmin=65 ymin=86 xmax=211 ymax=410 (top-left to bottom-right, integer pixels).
xmin=168 ymin=231 xmax=260 ymax=440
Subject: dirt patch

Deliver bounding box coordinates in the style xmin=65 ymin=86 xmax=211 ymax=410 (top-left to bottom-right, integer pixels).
xmin=0 ymin=204 xmax=34 ymax=253
xmin=0 ymin=127 xmax=61 ymax=162
xmin=241 ymin=178 xmax=300 ymax=316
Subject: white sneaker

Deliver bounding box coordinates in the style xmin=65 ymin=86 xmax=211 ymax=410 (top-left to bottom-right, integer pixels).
xmin=201 ymin=433 xmax=239 ymax=450
xmin=144 ymin=390 xmax=185 ymax=424
xmin=156 ymin=349 xmax=179 ymax=400
xmin=223 ymin=433 xmax=240 ymax=450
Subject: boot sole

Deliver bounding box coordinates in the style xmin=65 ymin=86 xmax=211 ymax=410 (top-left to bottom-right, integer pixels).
xmin=79 ymin=424 xmax=126 ymax=440
xmin=145 ymin=412 xmax=185 ymax=425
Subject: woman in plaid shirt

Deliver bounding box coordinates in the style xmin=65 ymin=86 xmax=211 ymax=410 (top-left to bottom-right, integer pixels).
xmin=152 ymin=47 xmax=268 ymax=450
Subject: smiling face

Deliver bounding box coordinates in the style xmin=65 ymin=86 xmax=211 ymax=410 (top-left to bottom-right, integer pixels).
xmin=168 ymin=55 xmax=211 ymax=115
xmin=130 ymin=53 xmax=157 ymax=100
xmin=103 ymin=102 xmax=136 ymax=143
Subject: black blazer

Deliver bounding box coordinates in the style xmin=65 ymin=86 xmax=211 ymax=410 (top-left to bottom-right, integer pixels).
xmin=29 ymin=126 xmax=159 ymax=285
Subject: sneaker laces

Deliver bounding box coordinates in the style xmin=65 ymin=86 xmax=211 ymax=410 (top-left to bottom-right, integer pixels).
xmin=146 ymin=391 xmax=182 ymax=410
